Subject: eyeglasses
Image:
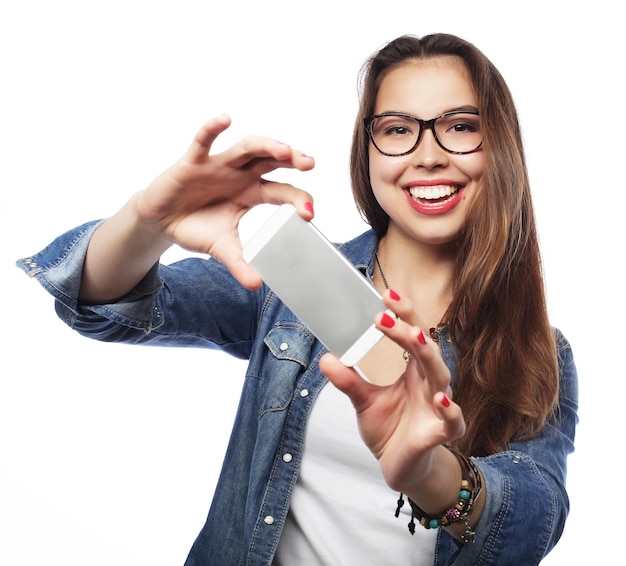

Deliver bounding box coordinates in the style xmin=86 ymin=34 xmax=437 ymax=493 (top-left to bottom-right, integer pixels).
xmin=364 ymin=110 xmax=483 ymax=156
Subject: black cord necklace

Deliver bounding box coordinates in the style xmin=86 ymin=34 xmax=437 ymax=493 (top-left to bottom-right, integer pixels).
xmin=374 ymin=252 xmax=412 ymax=363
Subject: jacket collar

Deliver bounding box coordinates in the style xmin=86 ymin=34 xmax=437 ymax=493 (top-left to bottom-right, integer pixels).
xmin=337 ymin=229 xmax=379 ymax=282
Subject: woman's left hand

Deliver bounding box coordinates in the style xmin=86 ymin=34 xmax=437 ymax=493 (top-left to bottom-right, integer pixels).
xmin=319 ymin=290 xmax=466 ymax=493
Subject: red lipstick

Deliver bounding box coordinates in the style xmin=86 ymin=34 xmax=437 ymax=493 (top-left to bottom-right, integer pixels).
xmin=404 ymin=181 xmax=465 ymax=216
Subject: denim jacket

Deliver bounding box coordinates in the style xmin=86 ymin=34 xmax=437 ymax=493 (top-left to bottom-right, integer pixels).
xmin=17 ymin=221 xmax=578 ymax=566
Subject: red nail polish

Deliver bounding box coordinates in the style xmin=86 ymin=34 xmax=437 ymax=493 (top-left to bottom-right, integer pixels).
xmin=304 ymin=202 xmax=314 ymax=215
xmin=441 ymin=394 xmax=451 ymax=408
xmin=417 ymin=329 xmax=427 ymax=345
xmin=380 ymin=313 xmax=395 ymax=328
xmin=389 ymin=289 xmax=400 ymax=301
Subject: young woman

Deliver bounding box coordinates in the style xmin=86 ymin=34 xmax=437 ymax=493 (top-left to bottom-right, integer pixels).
xmin=17 ymin=34 xmax=578 ymax=565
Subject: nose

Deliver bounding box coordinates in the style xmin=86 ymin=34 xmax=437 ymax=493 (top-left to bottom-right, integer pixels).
xmin=408 ymin=127 xmax=449 ymax=169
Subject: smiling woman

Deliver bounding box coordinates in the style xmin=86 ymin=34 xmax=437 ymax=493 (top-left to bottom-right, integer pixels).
xmin=6 ymin=0 xmax=626 ymax=566
xmin=12 ymin=29 xmax=580 ymax=566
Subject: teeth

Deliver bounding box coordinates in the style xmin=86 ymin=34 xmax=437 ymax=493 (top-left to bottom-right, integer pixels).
xmin=408 ymin=185 xmax=458 ymax=200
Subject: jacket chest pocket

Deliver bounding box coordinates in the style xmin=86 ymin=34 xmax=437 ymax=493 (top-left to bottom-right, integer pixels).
xmin=259 ymin=323 xmax=316 ymax=412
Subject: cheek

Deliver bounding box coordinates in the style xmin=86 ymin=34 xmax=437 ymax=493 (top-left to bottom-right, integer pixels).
xmin=459 ymin=154 xmax=486 ymax=207
xmin=368 ymin=150 xmax=406 ymax=185
xmin=460 ymin=151 xmax=486 ymax=182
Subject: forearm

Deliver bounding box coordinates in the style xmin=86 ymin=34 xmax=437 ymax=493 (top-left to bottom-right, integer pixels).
xmin=79 ymin=192 xmax=172 ymax=304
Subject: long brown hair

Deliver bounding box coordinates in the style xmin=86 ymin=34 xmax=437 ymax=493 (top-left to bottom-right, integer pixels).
xmin=351 ymin=34 xmax=558 ymax=456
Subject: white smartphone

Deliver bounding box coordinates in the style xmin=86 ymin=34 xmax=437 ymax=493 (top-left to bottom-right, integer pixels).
xmin=243 ymin=204 xmax=388 ymax=367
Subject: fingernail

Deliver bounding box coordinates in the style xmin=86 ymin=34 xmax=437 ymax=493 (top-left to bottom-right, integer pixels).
xmin=389 ymin=289 xmax=400 ymax=301
xmin=417 ymin=329 xmax=427 ymax=345
xmin=380 ymin=313 xmax=395 ymax=328
xmin=304 ymin=202 xmax=314 ymax=215
xmin=441 ymin=394 xmax=451 ymax=408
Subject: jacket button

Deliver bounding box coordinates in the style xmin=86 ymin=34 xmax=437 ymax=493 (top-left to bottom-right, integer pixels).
xmin=264 ymin=515 xmax=275 ymax=525
xmin=279 ymin=342 xmax=289 ymax=351
xmin=283 ymin=453 xmax=293 ymax=463
xmin=300 ymin=389 xmax=309 ymax=397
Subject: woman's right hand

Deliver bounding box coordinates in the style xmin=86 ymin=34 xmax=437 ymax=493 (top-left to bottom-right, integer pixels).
xmin=80 ymin=115 xmax=315 ymax=303
xmin=136 ymin=114 xmax=315 ymax=288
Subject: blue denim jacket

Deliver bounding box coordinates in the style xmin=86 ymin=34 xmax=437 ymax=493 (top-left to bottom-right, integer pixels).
xmin=17 ymin=221 xmax=578 ymax=565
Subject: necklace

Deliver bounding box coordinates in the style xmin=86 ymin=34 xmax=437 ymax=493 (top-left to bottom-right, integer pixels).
xmin=374 ymin=252 xmax=411 ymax=363
xmin=374 ymin=252 xmax=440 ymax=363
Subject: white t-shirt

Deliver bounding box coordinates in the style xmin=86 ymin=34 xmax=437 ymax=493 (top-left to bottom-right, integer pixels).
xmin=274 ymin=381 xmax=436 ymax=565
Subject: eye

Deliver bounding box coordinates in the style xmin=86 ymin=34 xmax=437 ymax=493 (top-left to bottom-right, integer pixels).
xmin=384 ymin=125 xmax=412 ymax=136
xmin=451 ymin=122 xmax=478 ymax=134
xmin=373 ymin=116 xmax=417 ymax=137
xmin=439 ymin=113 xmax=481 ymax=136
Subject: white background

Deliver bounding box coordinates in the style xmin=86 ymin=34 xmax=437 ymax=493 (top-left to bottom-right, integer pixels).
xmin=1 ymin=1 xmax=623 ymax=564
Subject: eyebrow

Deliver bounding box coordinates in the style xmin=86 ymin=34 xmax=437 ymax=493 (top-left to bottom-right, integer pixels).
xmin=447 ymin=104 xmax=479 ymax=114
xmin=378 ymin=104 xmax=480 ymax=117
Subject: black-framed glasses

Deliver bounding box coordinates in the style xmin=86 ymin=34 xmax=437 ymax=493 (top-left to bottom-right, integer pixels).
xmin=364 ymin=110 xmax=483 ymax=156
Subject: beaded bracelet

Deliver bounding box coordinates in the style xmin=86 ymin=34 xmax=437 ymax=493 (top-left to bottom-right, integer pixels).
xmin=394 ymin=446 xmax=482 ymax=544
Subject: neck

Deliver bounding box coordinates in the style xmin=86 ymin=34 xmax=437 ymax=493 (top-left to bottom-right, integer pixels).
xmin=374 ymin=227 xmax=456 ymax=327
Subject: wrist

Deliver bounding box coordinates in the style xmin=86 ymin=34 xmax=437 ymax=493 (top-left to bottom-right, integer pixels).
xmin=394 ymin=446 xmax=483 ymax=544
xmin=79 ymin=193 xmax=172 ymax=304
xmin=401 ymin=444 xmax=458 ymax=504
xmin=130 ymin=191 xmax=174 ymax=248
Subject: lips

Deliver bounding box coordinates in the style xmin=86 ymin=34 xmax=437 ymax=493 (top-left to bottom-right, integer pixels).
xmin=405 ymin=184 xmax=464 ymax=215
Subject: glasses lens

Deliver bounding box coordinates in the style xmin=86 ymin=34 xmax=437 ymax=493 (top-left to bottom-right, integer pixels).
xmin=369 ymin=115 xmax=420 ymax=155
xmin=434 ymin=113 xmax=482 ymax=153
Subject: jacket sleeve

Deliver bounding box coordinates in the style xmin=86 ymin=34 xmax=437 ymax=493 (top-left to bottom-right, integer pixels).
xmin=16 ymin=220 xmax=264 ymax=359
xmin=435 ymin=330 xmax=579 ymax=565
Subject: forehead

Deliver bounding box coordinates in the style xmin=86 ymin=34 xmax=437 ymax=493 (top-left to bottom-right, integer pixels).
xmin=375 ymin=56 xmax=477 ymax=116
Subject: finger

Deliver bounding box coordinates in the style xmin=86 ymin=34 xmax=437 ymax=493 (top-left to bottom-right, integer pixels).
xmin=319 ymin=352 xmax=375 ymax=409
xmin=378 ymin=291 xmax=450 ymax=391
xmin=407 ymin=327 xmax=451 ymax=392
xmin=226 ymin=256 xmax=264 ymax=290
xmin=381 ymin=288 xmax=427 ymax=329
xmin=434 ymin=392 xmax=466 ymax=441
xmin=375 ymin=310 xmax=422 ymax=356
xmin=257 ymin=180 xmax=315 ymax=220
xmin=376 ymin=314 xmax=451 ymax=392
xmin=207 ymin=231 xmax=264 ymax=290
xmin=186 ymin=114 xmax=232 ymax=161
xmin=230 ymin=136 xmax=315 ymax=173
